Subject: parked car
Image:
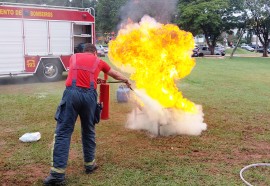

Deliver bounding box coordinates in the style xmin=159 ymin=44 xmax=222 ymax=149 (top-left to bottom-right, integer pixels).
xmin=241 ymin=44 xmax=249 ymax=49
xmin=244 ymin=46 xmax=255 ymax=52
xmin=192 ymin=47 xmax=199 ymax=57
xmin=256 ymin=47 xmax=270 ymax=53
xmin=102 ymin=46 xmax=109 ymax=53
xmin=95 ymin=44 xmax=106 ymax=57
xmin=256 ymin=47 xmax=264 ymax=53
xmin=215 ymin=46 xmax=225 ymax=53
xmin=249 ymin=44 xmax=258 ymax=49
xmin=96 ymin=45 xmax=108 ymax=53
xmin=198 ymin=46 xmax=225 ymax=56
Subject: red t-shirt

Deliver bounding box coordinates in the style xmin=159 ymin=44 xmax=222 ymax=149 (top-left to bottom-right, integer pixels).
xmin=65 ymin=53 xmax=111 ymax=89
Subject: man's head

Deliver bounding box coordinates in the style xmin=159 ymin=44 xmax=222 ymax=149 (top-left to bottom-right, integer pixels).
xmin=83 ymin=43 xmax=97 ymax=54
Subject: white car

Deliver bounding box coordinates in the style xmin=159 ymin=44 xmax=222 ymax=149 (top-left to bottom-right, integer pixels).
xmin=95 ymin=45 xmax=106 ymax=57
xmin=198 ymin=46 xmax=225 ymax=56
xmin=102 ymin=46 xmax=109 ymax=53
xmin=96 ymin=45 xmax=108 ymax=54
xmin=244 ymin=46 xmax=255 ymax=52
xmin=241 ymin=44 xmax=249 ymax=49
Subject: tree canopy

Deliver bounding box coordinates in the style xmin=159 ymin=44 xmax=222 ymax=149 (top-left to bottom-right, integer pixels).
xmin=244 ymin=0 xmax=270 ymax=57
xmin=177 ymin=0 xmax=236 ymax=54
xmin=95 ymin=0 xmax=127 ymax=33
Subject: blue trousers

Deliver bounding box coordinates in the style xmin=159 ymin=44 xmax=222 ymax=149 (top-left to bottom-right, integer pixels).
xmin=50 ymin=83 xmax=97 ymax=178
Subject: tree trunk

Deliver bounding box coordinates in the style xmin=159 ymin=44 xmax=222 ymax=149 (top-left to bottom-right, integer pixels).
xmin=263 ymin=47 xmax=268 ymax=57
xmin=205 ymin=37 xmax=215 ymax=55
xmin=257 ymin=33 xmax=269 ymax=57
xmin=210 ymin=46 xmax=214 ymax=55
xmin=262 ymin=37 xmax=269 ymax=57
xmin=230 ymin=29 xmax=244 ymax=58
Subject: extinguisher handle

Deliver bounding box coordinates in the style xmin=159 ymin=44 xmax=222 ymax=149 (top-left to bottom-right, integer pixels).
xmin=97 ymin=78 xmax=106 ymax=84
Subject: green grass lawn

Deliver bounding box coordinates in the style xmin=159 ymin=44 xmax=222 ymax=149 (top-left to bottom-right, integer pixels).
xmin=0 ymin=56 xmax=269 ymax=186
xmin=226 ymin=47 xmax=251 ymax=54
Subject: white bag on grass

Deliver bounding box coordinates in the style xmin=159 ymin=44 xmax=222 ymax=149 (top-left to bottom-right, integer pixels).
xmin=19 ymin=132 xmax=41 ymax=142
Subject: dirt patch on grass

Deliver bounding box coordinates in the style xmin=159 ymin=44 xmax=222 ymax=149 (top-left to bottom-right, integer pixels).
xmin=1 ymin=163 xmax=47 ymax=186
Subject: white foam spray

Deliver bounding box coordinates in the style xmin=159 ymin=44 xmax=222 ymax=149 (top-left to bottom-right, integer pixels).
xmin=126 ymin=89 xmax=207 ymax=136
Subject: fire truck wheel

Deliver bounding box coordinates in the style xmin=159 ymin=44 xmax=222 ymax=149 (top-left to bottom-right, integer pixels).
xmin=36 ymin=60 xmax=63 ymax=82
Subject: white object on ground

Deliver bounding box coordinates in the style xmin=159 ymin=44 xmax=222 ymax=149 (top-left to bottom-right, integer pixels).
xmin=19 ymin=132 xmax=41 ymax=142
xmin=240 ymin=163 xmax=270 ymax=186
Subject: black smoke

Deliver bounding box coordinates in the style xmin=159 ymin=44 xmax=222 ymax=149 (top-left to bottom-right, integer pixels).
xmin=120 ymin=0 xmax=178 ymax=24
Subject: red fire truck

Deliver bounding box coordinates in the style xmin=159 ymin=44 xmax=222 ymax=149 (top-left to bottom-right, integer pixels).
xmin=0 ymin=2 xmax=95 ymax=82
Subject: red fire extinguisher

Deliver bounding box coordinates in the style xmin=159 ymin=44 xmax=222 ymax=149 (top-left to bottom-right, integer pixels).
xmin=99 ymin=73 xmax=109 ymax=120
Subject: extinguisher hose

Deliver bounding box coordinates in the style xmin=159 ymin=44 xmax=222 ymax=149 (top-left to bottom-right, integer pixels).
xmin=107 ymin=80 xmax=126 ymax=83
xmin=107 ymin=80 xmax=134 ymax=91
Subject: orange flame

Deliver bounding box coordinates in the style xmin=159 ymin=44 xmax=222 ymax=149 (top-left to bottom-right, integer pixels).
xmin=108 ymin=16 xmax=197 ymax=113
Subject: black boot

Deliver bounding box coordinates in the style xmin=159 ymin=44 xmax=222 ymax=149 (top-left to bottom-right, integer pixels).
xmin=43 ymin=175 xmax=66 ymax=186
xmin=85 ymin=163 xmax=98 ymax=174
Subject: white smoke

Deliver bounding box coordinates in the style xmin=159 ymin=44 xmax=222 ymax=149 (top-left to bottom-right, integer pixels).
xmin=126 ymin=89 xmax=207 ymax=137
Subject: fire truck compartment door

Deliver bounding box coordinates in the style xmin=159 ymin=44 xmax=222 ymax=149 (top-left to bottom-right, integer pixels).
xmin=0 ymin=19 xmax=24 ymax=73
xmin=24 ymin=20 xmax=48 ymax=55
xmin=49 ymin=21 xmax=72 ymax=55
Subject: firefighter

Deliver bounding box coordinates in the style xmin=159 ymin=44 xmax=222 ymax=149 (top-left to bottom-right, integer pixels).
xmin=44 ymin=43 xmax=131 ymax=185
